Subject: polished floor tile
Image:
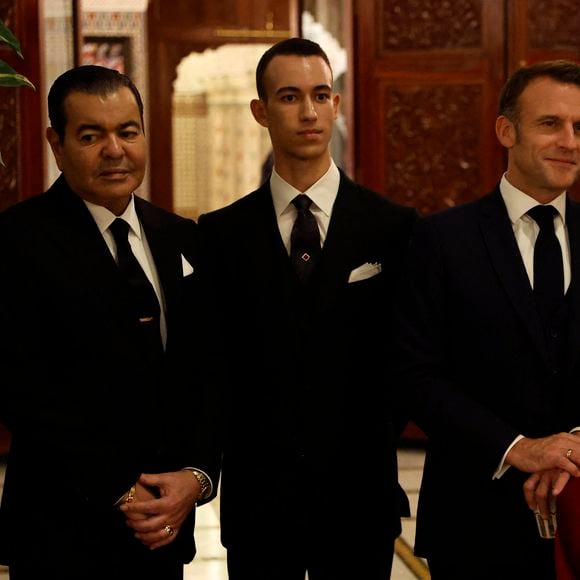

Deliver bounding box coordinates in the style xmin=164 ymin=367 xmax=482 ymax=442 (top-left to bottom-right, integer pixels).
xmin=185 ymin=500 xmax=227 ymax=579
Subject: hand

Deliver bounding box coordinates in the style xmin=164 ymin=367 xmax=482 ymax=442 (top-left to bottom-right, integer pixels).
xmin=523 ymin=469 xmax=567 ymax=517
xmin=120 ymin=470 xmax=199 ymax=549
xmin=506 ymin=433 xmax=580 ymax=476
xmin=121 ymin=481 xmax=158 ymax=521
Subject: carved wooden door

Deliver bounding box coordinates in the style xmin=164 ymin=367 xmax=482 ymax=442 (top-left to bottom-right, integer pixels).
xmin=353 ymin=0 xmax=580 ymax=214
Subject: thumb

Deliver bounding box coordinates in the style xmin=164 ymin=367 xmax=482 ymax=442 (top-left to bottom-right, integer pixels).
xmin=139 ymin=472 xmax=162 ymax=487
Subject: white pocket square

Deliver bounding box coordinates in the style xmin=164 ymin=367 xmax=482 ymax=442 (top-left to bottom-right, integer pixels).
xmin=348 ymin=262 xmax=382 ymax=283
xmin=181 ymin=254 xmax=194 ymax=277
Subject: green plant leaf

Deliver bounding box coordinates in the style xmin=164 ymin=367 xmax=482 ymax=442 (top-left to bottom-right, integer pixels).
xmin=0 ymin=72 xmax=35 ymax=88
xmin=0 ymin=21 xmax=23 ymax=58
xmin=0 ymin=21 xmax=34 ymax=170
xmin=0 ymin=59 xmax=35 ymax=89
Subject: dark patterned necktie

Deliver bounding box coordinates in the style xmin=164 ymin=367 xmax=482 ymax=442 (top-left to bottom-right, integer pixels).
xmin=290 ymin=194 xmax=320 ymax=283
xmin=109 ymin=218 xmax=163 ymax=354
xmin=527 ymin=205 xmax=564 ymax=326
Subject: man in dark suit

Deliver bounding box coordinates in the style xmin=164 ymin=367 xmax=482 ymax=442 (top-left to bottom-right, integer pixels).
xmin=197 ymin=38 xmax=417 ymax=580
xmin=0 ymin=65 xmax=221 ymax=580
xmin=395 ymin=60 xmax=580 ymax=579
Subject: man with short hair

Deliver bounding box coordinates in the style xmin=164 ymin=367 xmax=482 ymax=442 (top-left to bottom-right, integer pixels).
xmin=0 ymin=65 xmax=221 ymax=580
xmin=198 ymin=37 xmax=417 ymax=580
xmin=395 ymin=59 xmax=580 ymax=579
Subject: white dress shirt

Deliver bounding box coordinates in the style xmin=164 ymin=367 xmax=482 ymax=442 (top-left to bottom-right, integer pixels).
xmin=83 ymin=195 xmax=167 ymax=349
xmin=500 ymin=174 xmax=570 ymax=292
xmin=270 ymin=160 xmax=340 ymax=254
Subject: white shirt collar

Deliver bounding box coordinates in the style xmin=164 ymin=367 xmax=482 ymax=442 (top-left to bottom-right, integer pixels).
xmin=83 ymin=195 xmax=142 ymax=238
xmin=270 ymin=160 xmax=340 ymax=217
xmin=499 ymin=174 xmax=566 ymax=224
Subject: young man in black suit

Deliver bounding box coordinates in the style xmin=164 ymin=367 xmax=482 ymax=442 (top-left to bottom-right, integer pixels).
xmin=197 ymin=38 xmax=417 ymax=580
xmin=395 ymin=60 xmax=580 ymax=579
xmin=0 ymin=65 xmax=221 ymax=580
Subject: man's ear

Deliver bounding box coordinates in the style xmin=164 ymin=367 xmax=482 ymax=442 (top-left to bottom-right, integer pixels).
xmin=250 ymin=99 xmax=268 ymax=128
xmin=332 ymin=93 xmax=341 ymax=121
xmin=496 ymin=115 xmax=517 ymax=148
xmin=46 ymin=127 xmax=64 ymax=171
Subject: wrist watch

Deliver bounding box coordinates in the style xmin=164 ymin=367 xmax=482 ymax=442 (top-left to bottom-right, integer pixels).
xmin=190 ymin=469 xmax=211 ymax=501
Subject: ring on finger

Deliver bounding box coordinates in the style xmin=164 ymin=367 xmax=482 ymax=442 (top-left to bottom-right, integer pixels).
xmin=163 ymin=524 xmax=174 ymax=537
xmin=566 ymin=448 xmax=573 ymax=460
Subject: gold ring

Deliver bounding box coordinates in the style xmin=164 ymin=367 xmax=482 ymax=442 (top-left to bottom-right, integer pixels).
xmin=566 ymin=448 xmax=573 ymax=460
xmin=163 ymin=525 xmax=174 ymax=537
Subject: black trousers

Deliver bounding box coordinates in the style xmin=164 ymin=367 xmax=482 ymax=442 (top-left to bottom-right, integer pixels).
xmin=226 ymin=539 xmax=395 ymax=580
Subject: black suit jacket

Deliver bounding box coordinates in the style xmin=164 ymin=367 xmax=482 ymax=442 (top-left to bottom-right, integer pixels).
xmin=198 ymin=171 xmax=417 ymax=549
xmin=0 ymin=176 xmax=221 ymax=572
xmin=395 ymin=187 xmax=580 ymax=576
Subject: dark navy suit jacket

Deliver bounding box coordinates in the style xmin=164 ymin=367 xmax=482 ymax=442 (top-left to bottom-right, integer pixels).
xmin=396 ymin=187 xmax=580 ymax=578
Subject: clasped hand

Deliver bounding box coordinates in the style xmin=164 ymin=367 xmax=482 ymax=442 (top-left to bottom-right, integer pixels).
xmin=120 ymin=470 xmax=200 ymax=550
xmin=507 ymin=433 xmax=580 ymax=520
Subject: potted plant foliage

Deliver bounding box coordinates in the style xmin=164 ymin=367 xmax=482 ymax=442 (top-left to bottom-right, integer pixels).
xmin=0 ymin=20 xmax=34 ymax=88
xmin=0 ymin=20 xmax=35 ymax=166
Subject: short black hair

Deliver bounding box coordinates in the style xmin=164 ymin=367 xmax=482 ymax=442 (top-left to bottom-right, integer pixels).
xmin=48 ymin=65 xmax=145 ymax=142
xmin=498 ymin=59 xmax=580 ymax=123
xmin=255 ymin=37 xmax=333 ymax=101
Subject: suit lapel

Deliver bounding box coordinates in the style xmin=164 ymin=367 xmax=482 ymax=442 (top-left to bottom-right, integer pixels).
xmin=244 ymin=184 xmax=298 ymax=294
xmin=47 ymin=178 xmax=181 ymax=329
xmin=314 ymin=173 xmax=374 ymax=307
xmin=565 ymin=199 xmax=580 ymax=370
xmin=135 ymin=197 xmax=181 ymax=325
xmin=479 ymin=189 xmax=550 ymax=365
xmin=45 ymin=177 xmax=127 ymax=309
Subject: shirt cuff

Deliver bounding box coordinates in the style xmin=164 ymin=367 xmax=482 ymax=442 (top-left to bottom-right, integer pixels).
xmin=493 ymin=434 xmax=525 ymax=479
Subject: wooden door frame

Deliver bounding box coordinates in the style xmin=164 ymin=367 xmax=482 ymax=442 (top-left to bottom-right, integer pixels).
xmin=147 ymin=0 xmax=300 ymax=212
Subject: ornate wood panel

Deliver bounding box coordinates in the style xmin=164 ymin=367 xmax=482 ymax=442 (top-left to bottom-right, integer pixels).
xmin=0 ymin=0 xmax=42 ymax=211
xmin=147 ymin=0 xmax=299 ymax=211
xmin=354 ymin=0 xmax=580 ymax=214
xmin=354 ymin=0 xmax=505 ymax=215
xmin=509 ymin=0 xmax=580 ymax=69
xmin=508 ymin=0 xmax=580 ymax=199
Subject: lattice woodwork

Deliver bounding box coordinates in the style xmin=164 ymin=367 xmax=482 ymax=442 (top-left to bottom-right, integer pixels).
xmin=0 ymin=91 xmax=17 ymax=208
xmin=384 ymin=84 xmax=482 ymax=215
xmin=380 ymin=0 xmax=482 ymax=51
xmin=0 ymin=0 xmax=14 ymax=28
xmin=528 ymin=0 xmax=580 ymax=50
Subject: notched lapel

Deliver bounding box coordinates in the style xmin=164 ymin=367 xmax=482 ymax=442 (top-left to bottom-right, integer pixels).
xmin=479 ymin=193 xmax=550 ymax=366
xmin=565 ymin=201 xmax=580 ymax=370
xmin=245 ymin=187 xmax=297 ymax=296
xmin=48 ymin=182 xmax=128 ymax=314
xmin=136 ymin=202 xmax=181 ymax=322
xmin=315 ymin=181 xmax=370 ymax=296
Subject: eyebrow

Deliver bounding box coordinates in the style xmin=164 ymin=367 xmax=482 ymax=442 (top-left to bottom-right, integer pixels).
xmin=275 ymin=84 xmax=332 ymax=95
xmin=76 ymin=120 xmax=142 ymax=134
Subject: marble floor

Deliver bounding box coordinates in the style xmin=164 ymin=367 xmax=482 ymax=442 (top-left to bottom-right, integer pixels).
xmin=0 ymin=447 xmax=428 ymax=579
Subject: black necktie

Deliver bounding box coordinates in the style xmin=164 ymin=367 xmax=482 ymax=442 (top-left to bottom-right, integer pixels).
xmin=527 ymin=205 xmax=564 ymax=325
xmin=290 ymin=194 xmax=321 ymax=283
xmin=109 ymin=218 xmax=163 ymax=354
